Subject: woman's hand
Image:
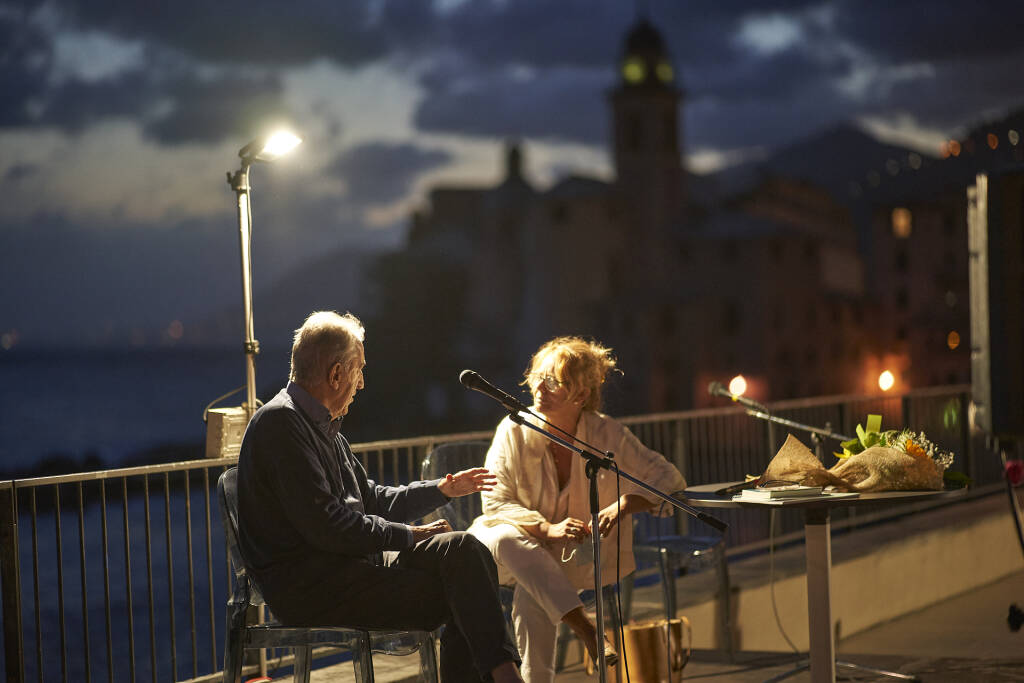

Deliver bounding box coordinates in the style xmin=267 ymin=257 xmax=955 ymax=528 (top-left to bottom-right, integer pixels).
xmin=545 ymin=517 xmax=591 ymax=543
xmin=438 ymin=467 xmax=497 ymax=498
xmin=589 ymin=495 xmax=655 ymax=537
xmin=590 ymin=504 xmax=623 ymax=538
xmin=410 ymin=518 xmax=453 ymax=543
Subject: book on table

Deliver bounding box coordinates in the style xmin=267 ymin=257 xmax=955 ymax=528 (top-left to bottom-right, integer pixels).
xmin=738 ymin=485 xmax=824 ymax=499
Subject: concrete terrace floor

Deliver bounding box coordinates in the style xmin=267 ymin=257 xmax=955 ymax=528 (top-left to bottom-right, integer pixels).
xmin=267 ymin=568 xmax=1024 ymax=683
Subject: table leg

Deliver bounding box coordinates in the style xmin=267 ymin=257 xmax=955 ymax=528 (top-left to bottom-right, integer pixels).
xmin=804 ymin=508 xmax=835 ymax=683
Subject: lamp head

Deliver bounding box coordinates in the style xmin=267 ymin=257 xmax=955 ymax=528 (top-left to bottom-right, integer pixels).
xmin=238 ymin=130 xmax=302 ymax=164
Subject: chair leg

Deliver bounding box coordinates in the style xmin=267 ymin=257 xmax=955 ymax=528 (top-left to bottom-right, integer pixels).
xmin=292 ymin=646 xmax=312 ymax=683
xmin=350 ymin=631 xmax=375 ymax=683
xmin=657 ymin=548 xmax=677 ymax=621
xmin=222 ymin=612 xmax=246 ymax=683
xmin=620 ymin=573 xmax=635 ymax=622
xmin=417 ymin=631 xmax=440 ymax=682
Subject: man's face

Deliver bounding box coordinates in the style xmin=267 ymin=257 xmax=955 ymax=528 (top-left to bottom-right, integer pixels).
xmin=331 ymin=342 xmax=365 ymax=419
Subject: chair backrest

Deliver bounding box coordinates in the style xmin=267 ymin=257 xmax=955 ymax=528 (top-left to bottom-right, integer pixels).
xmin=217 ymin=467 xmax=264 ymax=606
xmin=420 ymin=441 xmax=490 ymax=531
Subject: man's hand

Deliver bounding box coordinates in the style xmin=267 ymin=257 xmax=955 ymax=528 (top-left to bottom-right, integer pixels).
xmin=410 ymin=518 xmax=453 ymax=543
xmin=437 ymin=467 xmax=497 ymax=498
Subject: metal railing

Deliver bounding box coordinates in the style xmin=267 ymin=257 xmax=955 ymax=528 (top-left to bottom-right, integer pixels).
xmin=1 ymin=385 xmax=994 ymax=682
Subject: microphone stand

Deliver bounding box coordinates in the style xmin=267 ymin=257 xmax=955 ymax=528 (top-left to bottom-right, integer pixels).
xmin=505 ymin=410 xmax=727 ymax=683
xmin=741 ymin=408 xmax=852 ymax=461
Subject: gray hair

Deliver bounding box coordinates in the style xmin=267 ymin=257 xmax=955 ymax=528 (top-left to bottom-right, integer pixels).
xmin=289 ymin=311 xmax=365 ymax=385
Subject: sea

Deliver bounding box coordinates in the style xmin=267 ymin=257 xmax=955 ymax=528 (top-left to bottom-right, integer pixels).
xmin=0 ymin=347 xmax=289 ymax=477
xmin=0 ymin=347 xmax=302 ymax=682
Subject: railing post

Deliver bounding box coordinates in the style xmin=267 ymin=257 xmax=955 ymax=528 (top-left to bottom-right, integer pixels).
xmin=0 ymin=481 xmax=25 ymax=683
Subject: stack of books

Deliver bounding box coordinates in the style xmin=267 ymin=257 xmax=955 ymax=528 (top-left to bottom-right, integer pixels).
xmin=737 ymin=484 xmax=823 ymax=500
xmin=732 ymin=484 xmax=860 ymax=503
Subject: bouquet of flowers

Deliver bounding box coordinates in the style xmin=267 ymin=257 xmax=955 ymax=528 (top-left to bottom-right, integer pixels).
xmin=761 ymin=415 xmax=955 ymax=492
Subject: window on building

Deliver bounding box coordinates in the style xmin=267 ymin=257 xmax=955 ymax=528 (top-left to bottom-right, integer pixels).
xmin=892 ymin=207 xmax=913 ymax=238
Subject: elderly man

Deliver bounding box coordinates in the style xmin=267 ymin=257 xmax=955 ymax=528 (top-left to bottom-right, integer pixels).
xmin=237 ymin=311 xmax=522 ymax=682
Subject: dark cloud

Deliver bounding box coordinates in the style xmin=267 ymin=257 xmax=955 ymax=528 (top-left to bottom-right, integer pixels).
xmin=415 ymin=63 xmax=611 ymax=145
xmin=832 ymin=0 xmax=1024 ymax=63
xmin=0 ymin=13 xmax=54 ymax=126
xmin=3 ymin=163 xmax=41 ymax=183
xmin=53 ymin=0 xmax=435 ymax=67
xmin=141 ymin=72 xmax=289 ymax=145
xmin=327 ymin=141 xmax=452 ymax=206
xmin=26 ymin=55 xmax=288 ymax=145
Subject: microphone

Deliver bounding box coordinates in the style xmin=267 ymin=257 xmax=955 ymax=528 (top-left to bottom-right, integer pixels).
xmin=460 ymin=370 xmax=529 ymax=413
xmin=708 ymin=381 xmax=767 ymax=411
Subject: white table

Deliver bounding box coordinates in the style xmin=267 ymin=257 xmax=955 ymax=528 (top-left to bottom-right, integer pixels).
xmin=681 ymin=483 xmax=966 ymax=683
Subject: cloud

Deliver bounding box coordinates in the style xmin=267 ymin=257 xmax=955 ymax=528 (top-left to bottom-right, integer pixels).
xmin=52 ymin=0 xmax=437 ymax=67
xmin=0 ymin=13 xmax=54 ymax=126
xmin=326 ymin=141 xmax=452 ymax=206
xmin=832 ymin=0 xmax=1024 ymax=64
xmin=414 ymin=61 xmax=611 ymax=145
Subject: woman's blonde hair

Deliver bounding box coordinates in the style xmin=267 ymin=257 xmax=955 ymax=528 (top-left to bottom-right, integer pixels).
xmin=522 ymin=336 xmax=618 ymax=412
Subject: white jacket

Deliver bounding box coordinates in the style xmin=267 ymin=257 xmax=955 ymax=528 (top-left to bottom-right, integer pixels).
xmin=470 ymin=410 xmax=687 ymax=589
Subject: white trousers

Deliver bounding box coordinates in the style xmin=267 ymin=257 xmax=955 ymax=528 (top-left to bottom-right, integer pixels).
xmin=469 ymin=523 xmax=584 ymax=683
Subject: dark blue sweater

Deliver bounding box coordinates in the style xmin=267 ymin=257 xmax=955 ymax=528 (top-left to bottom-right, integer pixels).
xmin=236 ymin=385 xmax=448 ymax=608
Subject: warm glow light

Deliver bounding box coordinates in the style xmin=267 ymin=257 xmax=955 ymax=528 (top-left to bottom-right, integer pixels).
xmin=878 ymin=370 xmax=895 ymax=391
xmin=891 ymin=207 xmax=912 ymax=238
xmin=949 ymin=140 xmax=961 ymax=157
xmin=729 ymin=374 xmax=748 ymax=396
xmin=947 ymin=331 xmax=960 ymax=350
xmin=987 ymin=133 xmax=999 ymax=150
xmin=167 ymin=319 xmax=184 ymax=340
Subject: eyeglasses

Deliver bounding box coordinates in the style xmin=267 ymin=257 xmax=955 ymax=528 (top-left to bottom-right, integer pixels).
xmin=528 ymin=373 xmax=565 ymax=392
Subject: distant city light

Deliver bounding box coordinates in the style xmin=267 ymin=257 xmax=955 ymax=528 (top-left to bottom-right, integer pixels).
xmin=892 ymin=207 xmax=912 ymax=238
xmin=878 ymin=370 xmax=895 ymax=391
xmin=1010 ymin=130 xmax=1020 ymax=146
xmin=987 ymin=133 xmax=999 ymax=150
xmin=908 ymin=152 xmax=922 ymax=170
xmin=947 ymin=331 xmax=960 ymax=350
xmin=949 ymin=140 xmax=962 ymax=157
xmin=167 ymin=320 xmax=184 ymax=340
xmin=0 ymin=330 xmax=18 ymax=350
xmin=729 ymin=374 xmax=748 ymax=396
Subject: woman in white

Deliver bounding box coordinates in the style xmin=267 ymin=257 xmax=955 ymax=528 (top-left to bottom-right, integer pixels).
xmin=469 ymin=336 xmax=686 ymax=683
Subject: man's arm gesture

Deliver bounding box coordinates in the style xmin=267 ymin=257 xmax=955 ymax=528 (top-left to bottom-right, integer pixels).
xmin=437 ymin=467 xmax=497 ymax=498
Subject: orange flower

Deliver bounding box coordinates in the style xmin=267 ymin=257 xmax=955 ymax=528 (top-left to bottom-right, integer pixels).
xmin=906 ymin=440 xmax=928 ymax=459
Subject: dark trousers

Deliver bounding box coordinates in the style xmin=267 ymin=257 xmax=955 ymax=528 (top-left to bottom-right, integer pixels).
xmin=272 ymin=531 xmax=518 ymax=681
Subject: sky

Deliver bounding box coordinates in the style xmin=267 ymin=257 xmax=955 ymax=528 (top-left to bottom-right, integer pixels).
xmin=2 ymin=0 xmax=1023 ymax=348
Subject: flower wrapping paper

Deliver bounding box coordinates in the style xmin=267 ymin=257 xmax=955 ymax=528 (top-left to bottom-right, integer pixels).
xmin=762 ymin=434 xmax=943 ymax=492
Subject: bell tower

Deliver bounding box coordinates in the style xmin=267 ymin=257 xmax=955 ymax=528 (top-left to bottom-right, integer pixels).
xmin=609 ymin=19 xmax=685 ymax=228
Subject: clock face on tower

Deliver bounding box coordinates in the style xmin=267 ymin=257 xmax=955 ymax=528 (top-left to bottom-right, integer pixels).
xmin=656 ymin=60 xmax=674 ymax=83
xmin=622 ymin=56 xmax=645 ymax=84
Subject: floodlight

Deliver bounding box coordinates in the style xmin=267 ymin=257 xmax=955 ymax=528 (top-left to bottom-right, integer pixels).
xmin=226 ymin=129 xmax=302 ymax=417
